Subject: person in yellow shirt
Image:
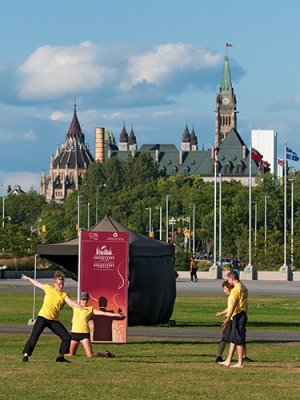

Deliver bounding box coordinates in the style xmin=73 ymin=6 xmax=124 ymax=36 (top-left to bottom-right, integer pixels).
xmin=21 ymin=271 xmax=80 ymax=363
xmin=219 ymin=270 xmax=248 ymax=368
xmin=215 ymin=280 xmax=233 ymax=362
xmin=66 ymin=292 xmax=125 ymax=358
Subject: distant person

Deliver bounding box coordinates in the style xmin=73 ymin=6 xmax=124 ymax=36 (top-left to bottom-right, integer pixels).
xmin=219 ymin=270 xmax=249 ymax=368
xmin=190 ymin=256 xmax=198 ymax=282
xmin=21 ymin=271 xmax=80 ymax=363
xmin=65 ymin=292 xmax=125 ymax=358
xmin=232 ymin=259 xmax=241 ymax=278
xmin=215 ymin=280 xmax=234 ymax=362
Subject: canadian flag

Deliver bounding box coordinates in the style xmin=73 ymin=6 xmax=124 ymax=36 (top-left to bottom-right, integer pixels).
xmin=278 ymin=158 xmax=288 ymax=167
xmin=251 ymin=148 xmax=263 ymax=162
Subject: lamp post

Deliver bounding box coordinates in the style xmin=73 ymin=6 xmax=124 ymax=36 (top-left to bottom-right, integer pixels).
xmin=169 ymin=217 xmax=176 ymax=242
xmin=2 ymin=197 xmax=5 ymax=229
xmin=253 ymin=201 xmax=257 ymax=256
xmin=289 ymin=179 xmax=294 ymax=267
xmin=189 ymin=203 xmax=196 ymax=254
xmin=146 ymin=207 xmax=152 ymax=237
xmin=155 ymin=206 xmax=162 ymax=240
xmin=88 ymin=202 xmax=90 ymax=230
xmin=219 ymin=173 xmax=222 ymax=267
xmin=165 ymin=195 xmax=170 ymax=242
xmin=77 ymin=194 xmax=80 ymax=238
xmin=264 ymin=195 xmax=270 ymax=254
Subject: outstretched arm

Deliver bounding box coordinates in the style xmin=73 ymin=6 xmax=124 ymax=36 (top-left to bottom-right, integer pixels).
xmin=93 ymin=309 xmax=125 ymax=319
xmin=64 ymin=296 xmax=81 ymax=309
xmin=21 ymin=274 xmax=44 ymax=290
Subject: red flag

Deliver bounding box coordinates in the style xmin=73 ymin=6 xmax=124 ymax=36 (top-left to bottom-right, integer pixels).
xmin=226 ymin=43 xmax=233 ymax=47
xmin=251 ymin=148 xmax=263 ymax=162
xmin=278 ymin=158 xmax=288 ymax=167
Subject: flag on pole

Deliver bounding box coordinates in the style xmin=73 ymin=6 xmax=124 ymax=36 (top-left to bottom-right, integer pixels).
xmin=251 ymin=148 xmax=263 ymax=162
xmin=226 ymin=42 xmax=233 ymax=47
xmin=286 ymin=147 xmax=299 ymax=161
xmin=278 ymin=158 xmax=288 ymax=168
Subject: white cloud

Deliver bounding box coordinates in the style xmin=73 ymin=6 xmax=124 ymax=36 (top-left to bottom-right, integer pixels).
xmin=0 ymin=129 xmax=38 ymax=142
xmin=119 ymin=43 xmax=223 ymax=90
xmin=0 ymin=171 xmax=40 ymax=193
xmin=17 ymin=41 xmax=118 ymax=100
xmin=49 ymin=111 xmax=68 ymax=121
xmin=11 ymin=41 xmax=242 ymax=108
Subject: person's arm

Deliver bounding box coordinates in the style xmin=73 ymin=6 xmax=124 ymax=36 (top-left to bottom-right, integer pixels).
xmin=215 ymin=307 xmax=228 ymax=317
xmin=222 ymin=298 xmax=237 ymax=327
xmin=21 ymin=274 xmax=44 ymax=290
xmin=93 ymin=309 xmax=125 ymax=319
xmin=64 ymin=295 xmax=81 ymax=309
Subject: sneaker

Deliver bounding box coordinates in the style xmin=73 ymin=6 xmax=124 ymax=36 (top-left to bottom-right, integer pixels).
xmin=22 ymin=355 xmax=29 ymax=362
xmin=243 ymin=356 xmax=253 ymax=362
xmin=56 ymin=356 xmax=71 ymax=363
xmin=215 ymin=356 xmax=224 ymax=363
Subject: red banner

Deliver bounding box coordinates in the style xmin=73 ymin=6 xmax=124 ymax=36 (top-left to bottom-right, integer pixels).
xmin=79 ymin=231 xmax=128 ymax=343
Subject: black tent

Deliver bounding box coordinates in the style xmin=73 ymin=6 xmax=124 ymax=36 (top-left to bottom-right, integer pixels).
xmin=36 ymin=215 xmax=176 ymax=326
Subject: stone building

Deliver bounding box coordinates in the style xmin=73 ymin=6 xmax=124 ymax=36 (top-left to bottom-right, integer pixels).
xmin=40 ymin=105 xmax=94 ymax=202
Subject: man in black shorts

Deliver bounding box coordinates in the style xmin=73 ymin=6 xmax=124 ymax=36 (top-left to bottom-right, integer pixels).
xmin=219 ymin=270 xmax=248 ymax=368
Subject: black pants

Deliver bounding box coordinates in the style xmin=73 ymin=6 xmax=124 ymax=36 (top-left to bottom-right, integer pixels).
xmin=23 ymin=316 xmax=71 ymax=356
xmin=190 ymin=268 xmax=197 ymax=281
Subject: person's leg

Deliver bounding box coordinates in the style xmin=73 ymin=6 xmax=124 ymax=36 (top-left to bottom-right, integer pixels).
xmin=81 ymin=339 xmax=94 ymax=358
xmin=22 ymin=316 xmax=47 ymax=360
xmin=194 ymin=269 xmax=198 ymax=282
xmin=65 ymin=340 xmax=80 ymax=356
xmin=47 ymin=320 xmax=71 ymax=362
xmin=231 ymin=344 xmax=244 ymax=368
xmin=219 ymin=342 xmax=236 ymax=366
xmin=216 ymin=341 xmax=226 ymax=359
xmin=190 ymin=271 xmax=193 ymax=281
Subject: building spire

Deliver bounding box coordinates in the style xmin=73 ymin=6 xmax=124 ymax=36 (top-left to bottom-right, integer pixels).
xmin=220 ymin=56 xmax=232 ymax=93
xmin=74 ymin=97 xmax=77 ymax=114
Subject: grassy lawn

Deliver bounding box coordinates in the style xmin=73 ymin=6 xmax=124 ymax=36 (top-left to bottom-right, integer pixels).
xmin=2 ymin=290 xmax=300 ymax=331
xmin=1 ymin=290 xmax=300 ymax=399
xmin=1 ymin=335 xmax=300 ymax=400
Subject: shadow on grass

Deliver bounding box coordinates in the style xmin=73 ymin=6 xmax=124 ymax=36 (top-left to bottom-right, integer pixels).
xmin=247 ymin=321 xmax=300 ymax=329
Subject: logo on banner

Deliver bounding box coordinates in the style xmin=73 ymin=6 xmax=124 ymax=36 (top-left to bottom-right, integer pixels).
xmin=94 ymin=245 xmax=115 ymax=270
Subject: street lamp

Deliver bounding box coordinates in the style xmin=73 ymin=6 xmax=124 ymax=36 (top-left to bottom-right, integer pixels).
xmin=169 ymin=217 xmax=177 ymax=242
xmin=189 ymin=203 xmax=196 ymax=254
xmin=155 ymin=206 xmax=162 ymax=240
xmin=252 ymin=201 xmax=257 ymax=256
xmin=146 ymin=207 xmax=152 ymax=237
xmin=165 ymin=195 xmax=170 ymax=242
xmin=289 ymin=178 xmax=294 ymax=267
xmin=264 ymin=195 xmax=270 ymax=254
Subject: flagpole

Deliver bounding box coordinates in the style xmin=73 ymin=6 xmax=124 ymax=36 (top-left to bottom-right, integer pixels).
xmin=248 ymin=141 xmax=252 ymax=268
xmin=283 ymin=142 xmax=287 ymax=267
xmin=219 ymin=173 xmax=222 ymax=269
xmin=213 ymin=147 xmax=217 ymax=268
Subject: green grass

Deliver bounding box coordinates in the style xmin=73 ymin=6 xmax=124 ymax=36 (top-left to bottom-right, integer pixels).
xmin=2 ymin=291 xmax=300 ymax=331
xmin=2 ymin=290 xmax=300 ymax=399
xmin=1 ymin=335 xmax=300 ymax=400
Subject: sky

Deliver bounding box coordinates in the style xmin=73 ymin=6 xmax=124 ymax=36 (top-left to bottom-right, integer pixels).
xmin=1 ymin=0 xmax=300 ymax=194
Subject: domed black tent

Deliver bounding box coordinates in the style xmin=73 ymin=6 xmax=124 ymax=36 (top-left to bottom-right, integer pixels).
xmin=36 ymin=215 xmax=176 ymax=326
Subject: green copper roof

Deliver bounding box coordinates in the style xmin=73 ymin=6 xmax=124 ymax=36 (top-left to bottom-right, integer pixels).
xmin=220 ymin=56 xmax=232 ymax=93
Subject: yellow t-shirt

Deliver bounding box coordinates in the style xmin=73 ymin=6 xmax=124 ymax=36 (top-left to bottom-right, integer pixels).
xmin=38 ymin=284 xmax=67 ymax=320
xmin=71 ymin=306 xmax=94 ymax=333
xmin=226 ymin=292 xmax=235 ymax=317
xmin=229 ymin=282 xmax=248 ymax=318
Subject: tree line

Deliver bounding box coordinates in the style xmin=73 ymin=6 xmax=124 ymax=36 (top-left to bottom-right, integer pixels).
xmin=0 ymin=152 xmax=299 ymax=270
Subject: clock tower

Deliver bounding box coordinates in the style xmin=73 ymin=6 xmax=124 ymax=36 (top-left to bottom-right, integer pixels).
xmin=215 ymin=56 xmax=237 ymax=146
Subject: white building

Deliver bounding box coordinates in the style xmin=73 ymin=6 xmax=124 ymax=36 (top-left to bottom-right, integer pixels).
xmin=251 ymin=129 xmax=277 ymax=176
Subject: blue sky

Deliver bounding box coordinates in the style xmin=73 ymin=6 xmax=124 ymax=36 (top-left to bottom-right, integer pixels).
xmin=1 ymin=0 xmax=300 ymax=194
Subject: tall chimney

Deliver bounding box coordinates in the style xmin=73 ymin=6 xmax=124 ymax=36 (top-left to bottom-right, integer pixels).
xmin=95 ymin=127 xmax=105 ymax=162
